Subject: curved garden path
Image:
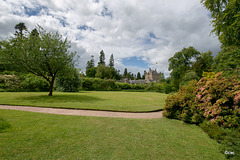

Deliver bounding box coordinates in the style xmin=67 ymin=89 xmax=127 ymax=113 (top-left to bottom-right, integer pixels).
xmin=0 ymin=105 xmax=163 ymax=119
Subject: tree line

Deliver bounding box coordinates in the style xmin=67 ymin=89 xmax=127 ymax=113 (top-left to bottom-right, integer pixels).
xmin=85 ymin=50 xmax=145 ymax=80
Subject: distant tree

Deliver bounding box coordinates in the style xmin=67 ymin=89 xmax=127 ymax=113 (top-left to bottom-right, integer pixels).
xmin=86 ymin=67 xmax=97 ymax=78
xmin=159 ymin=72 xmax=165 ymax=83
xmin=168 ymin=46 xmax=200 ymax=88
xmin=95 ymin=64 xmax=111 ymax=79
xmin=14 ymin=22 xmax=28 ymax=39
xmin=86 ymin=55 xmax=95 ymax=71
xmin=109 ymin=54 xmax=114 ymax=68
xmin=193 ymin=51 xmax=214 ymax=78
xmin=142 ymin=74 xmax=145 ymax=80
xmin=201 ymin=0 xmax=240 ymax=47
xmin=136 ymin=72 xmax=141 ymax=80
xmin=123 ymin=68 xmax=128 ymax=78
xmin=1 ymin=25 xmax=77 ymax=96
xmin=98 ymin=50 xmax=105 ymax=66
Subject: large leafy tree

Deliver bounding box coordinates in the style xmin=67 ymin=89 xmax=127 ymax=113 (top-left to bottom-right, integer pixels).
xmin=1 ymin=25 xmax=77 ymax=96
xmin=201 ymin=0 xmax=240 ymax=47
xmin=168 ymin=46 xmax=200 ymax=88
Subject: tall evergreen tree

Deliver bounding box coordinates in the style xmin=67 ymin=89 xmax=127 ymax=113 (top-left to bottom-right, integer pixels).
xmin=98 ymin=50 xmax=105 ymax=66
xmin=123 ymin=68 xmax=128 ymax=78
xmin=86 ymin=55 xmax=95 ymax=70
xmin=109 ymin=54 xmax=114 ymax=68
xmin=136 ymin=72 xmax=141 ymax=80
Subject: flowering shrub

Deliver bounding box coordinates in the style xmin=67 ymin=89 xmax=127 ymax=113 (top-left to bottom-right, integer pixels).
xmin=0 ymin=74 xmax=21 ymax=91
xmin=195 ymin=72 xmax=240 ymax=129
xmin=163 ymin=80 xmax=200 ymax=123
xmin=164 ymin=72 xmax=240 ymax=128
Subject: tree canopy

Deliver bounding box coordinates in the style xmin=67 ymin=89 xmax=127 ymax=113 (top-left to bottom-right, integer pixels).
xmin=201 ymin=0 xmax=240 ymax=47
xmin=0 ymin=24 xmax=77 ymax=96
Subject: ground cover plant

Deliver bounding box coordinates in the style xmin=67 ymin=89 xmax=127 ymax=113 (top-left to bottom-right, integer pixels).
xmin=0 ymin=91 xmax=167 ymax=112
xmin=0 ymin=109 xmax=225 ymax=160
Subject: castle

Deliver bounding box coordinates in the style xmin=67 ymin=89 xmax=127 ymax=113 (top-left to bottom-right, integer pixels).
xmin=144 ymin=68 xmax=161 ymax=83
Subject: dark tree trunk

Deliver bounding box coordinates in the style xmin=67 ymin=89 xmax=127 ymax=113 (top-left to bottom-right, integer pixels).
xmin=48 ymin=77 xmax=55 ymax=96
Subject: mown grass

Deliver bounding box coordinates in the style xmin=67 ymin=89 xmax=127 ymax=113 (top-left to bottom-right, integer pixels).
xmin=0 ymin=109 xmax=225 ymax=160
xmin=0 ymin=91 xmax=168 ymax=112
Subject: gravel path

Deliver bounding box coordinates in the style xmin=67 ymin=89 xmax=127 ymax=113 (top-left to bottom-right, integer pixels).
xmin=0 ymin=105 xmax=163 ymax=119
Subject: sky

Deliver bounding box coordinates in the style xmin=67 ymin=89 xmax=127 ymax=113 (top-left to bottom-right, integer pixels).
xmin=0 ymin=0 xmax=221 ymax=77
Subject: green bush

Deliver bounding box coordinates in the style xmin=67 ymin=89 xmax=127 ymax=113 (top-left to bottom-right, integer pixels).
xmin=163 ymin=80 xmax=200 ymax=123
xmin=82 ymin=78 xmax=119 ymax=91
xmin=0 ymin=74 xmax=21 ymax=91
xmin=0 ymin=117 xmax=11 ymax=133
xmin=201 ymin=121 xmax=240 ymax=160
xmin=55 ymin=73 xmax=81 ymax=92
xmin=20 ymin=74 xmax=49 ymax=92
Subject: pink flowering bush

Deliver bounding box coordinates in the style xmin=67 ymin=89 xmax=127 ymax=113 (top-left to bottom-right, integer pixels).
xmin=195 ymin=72 xmax=240 ymax=129
xmin=164 ymin=72 xmax=240 ymax=129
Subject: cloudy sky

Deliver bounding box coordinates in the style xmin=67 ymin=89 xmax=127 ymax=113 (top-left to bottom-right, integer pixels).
xmin=0 ymin=0 xmax=221 ymax=76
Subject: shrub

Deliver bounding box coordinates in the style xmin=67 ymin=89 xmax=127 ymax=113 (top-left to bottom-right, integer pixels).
xmin=82 ymin=78 xmax=119 ymax=91
xmin=0 ymin=74 xmax=21 ymax=91
xmin=55 ymin=73 xmax=81 ymax=92
xmin=195 ymin=72 xmax=240 ymax=129
xmin=0 ymin=117 xmax=11 ymax=132
xmin=163 ymin=80 xmax=200 ymax=123
xmin=20 ymin=74 xmax=49 ymax=92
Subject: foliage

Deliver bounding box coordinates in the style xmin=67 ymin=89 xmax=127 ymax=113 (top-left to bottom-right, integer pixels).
xmin=180 ymin=70 xmax=199 ymax=86
xmin=163 ymin=80 xmax=199 ymax=123
xmin=193 ymin=51 xmax=214 ymax=78
xmin=214 ymin=46 xmax=240 ymax=78
xmin=0 ymin=74 xmax=21 ymax=91
xmin=86 ymin=67 xmax=97 ymax=78
xmin=0 ymin=117 xmax=11 ymax=133
xmin=95 ymin=64 xmax=112 ymax=79
xmin=19 ymin=74 xmax=49 ymax=92
xmin=168 ymin=46 xmax=200 ymax=88
xmin=0 ymin=24 xmax=77 ymax=96
xmin=195 ymin=72 xmax=240 ymax=129
xmin=82 ymin=78 xmax=119 ymax=91
xmin=201 ymin=0 xmax=240 ymax=47
xmin=86 ymin=55 xmax=95 ymax=71
xmin=145 ymin=82 xmax=165 ymax=93
xmin=98 ymin=50 xmax=105 ymax=66
xmin=109 ymin=54 xmax=114 ymax=68
xmin=55 ymin=70 xmax=81 ymax=92
xmin=201 ymin=121 xmax=240 ymax=160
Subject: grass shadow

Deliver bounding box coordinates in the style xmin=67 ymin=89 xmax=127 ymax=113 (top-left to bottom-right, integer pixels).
xmin=18 ymin=95 xmax=103 ymax=104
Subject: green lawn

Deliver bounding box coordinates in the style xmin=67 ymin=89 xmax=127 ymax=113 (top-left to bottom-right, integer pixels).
xmin=0 ymin=109 xmax=225 ymax=160
xmin=0 ymin=91 xmax=168 ymax=112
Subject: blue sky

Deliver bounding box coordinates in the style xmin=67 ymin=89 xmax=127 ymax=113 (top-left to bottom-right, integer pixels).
xmin=0 ymin=0 xmax=221 ymax=76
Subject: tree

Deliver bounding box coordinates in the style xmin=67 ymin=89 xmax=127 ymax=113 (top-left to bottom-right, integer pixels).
xmin=136 ymin=72 xmax=141 ymax=80
xmin=95 ymin=65 xmax=111 ymax=79
xmin=86 ymin=67 xmax=97 ymax=78
xmin=98 ymin=50 xmax=105 ymax=66
xmin=109 ymin=54 xmax=114 ymax=68
xmin=0 ymin=25 xmax=77 ymax=96
xmin=201 ymin=0 xmax=240 ymax=47
xmin=14 ymin=22 xmax=28 ymax=39
xmin=123 ymin=68 xmax=128 ymax=78
xmin=168 ymin=46 xmax=200 ymax=88
xmin=86 ymin=55 xmax=95 ymax=71
xmin=193 ymin=51 xmax=214 ymax=78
